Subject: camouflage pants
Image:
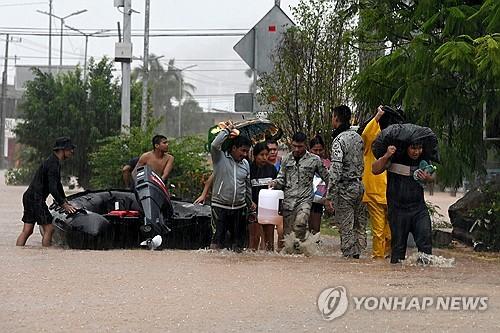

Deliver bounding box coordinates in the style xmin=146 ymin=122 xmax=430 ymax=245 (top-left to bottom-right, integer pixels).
xmin=283 ymin=201 xmax=312 ymax=241
xmin=334 ymin=193 xmax=368 ymax=257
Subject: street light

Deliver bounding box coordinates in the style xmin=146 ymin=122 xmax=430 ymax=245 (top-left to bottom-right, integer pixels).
xmin=175 ymin=64 xmax=197 ymax=137
xmin=37 ymin=8 xmax=87 ymax=70
xmin=64 ymin=25 xmax=110 ymax=80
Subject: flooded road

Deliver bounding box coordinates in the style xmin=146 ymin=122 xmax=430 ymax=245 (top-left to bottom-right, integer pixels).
xmin=1 ymin=173 xmax=499 ymax=332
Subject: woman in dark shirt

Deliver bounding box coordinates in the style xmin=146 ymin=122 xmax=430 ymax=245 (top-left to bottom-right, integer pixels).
xmin=249 ymin=142 xmax=278 ymax=251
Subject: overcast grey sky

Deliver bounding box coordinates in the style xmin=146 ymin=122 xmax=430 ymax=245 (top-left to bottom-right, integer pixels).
xmin=0 ymin=0 xmax=300 ymax=110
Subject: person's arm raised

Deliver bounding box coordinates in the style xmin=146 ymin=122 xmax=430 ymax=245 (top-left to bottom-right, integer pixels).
xmin=372 ymin=145 xmax=396 ymax=175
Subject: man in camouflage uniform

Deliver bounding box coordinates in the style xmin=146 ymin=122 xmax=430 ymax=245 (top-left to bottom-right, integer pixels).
xmin=325 ymin=105 xmax=368 ymax=258
xmin=270 ymin=132 xmax=329 ymax=242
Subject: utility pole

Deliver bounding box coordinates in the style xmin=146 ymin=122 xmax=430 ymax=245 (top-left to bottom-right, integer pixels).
xmin=0 ymin=34 xmax=9 ymax=169
xmin=141 ymin=0 xmax=151 ymax=130
xmin=252 ymin=27 xmax=258 ymax=114
xmin=178 ymin=76 xmax=183 ymax=137
xmin=59 ymin=19 xmax=63 ymax=69
xmin=121 ymin=0 xmax=132 ymax=133
xmin=48 ymin=0 xmax=52 ymax=73
xmin=175 ymin=64 xmax=197 ymax=137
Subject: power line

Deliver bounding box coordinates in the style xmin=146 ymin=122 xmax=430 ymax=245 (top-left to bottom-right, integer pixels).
xmin=0 ymin=2 xmax=46 ymax=7
xmin=183 ymin=70 xmax=251 ymax=87
xmin=0 ymin=26 xmax=248 ymax=32
xmin=0 ymin=30 xmax=245 ymax=38
xmin=192 ymin=94 xmax=239 ymax=97
xmin=185 ymin=68 xmax=248 ymax=72
xmin=174 ymin=59 xmax=242 ymax=62
xmin=0 ymin=55 xmax=244 ymax=62
xmin=182 ymin=74 xmax=249 ymax=88
xmin=13 ymin=39 xmax=84 ymax=57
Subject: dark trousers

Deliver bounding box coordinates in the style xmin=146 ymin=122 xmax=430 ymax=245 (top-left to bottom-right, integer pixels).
xmin=211 ymin=206 xmax=247 ymax=249
xmin=388 ymin=204 xmax=432 ymax=262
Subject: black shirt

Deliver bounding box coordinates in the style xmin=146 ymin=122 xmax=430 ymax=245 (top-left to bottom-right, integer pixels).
xmin=25 ymin=153 xmax=66 ymax=205
xmin=386 ymin=155 xmax=425 ymax=209
xmin=250 ymin=162 xmax=278 ymax=204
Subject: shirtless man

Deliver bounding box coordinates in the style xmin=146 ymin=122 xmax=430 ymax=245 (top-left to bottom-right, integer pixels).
xmin=135 ymin=135 xmax=174 ymax=183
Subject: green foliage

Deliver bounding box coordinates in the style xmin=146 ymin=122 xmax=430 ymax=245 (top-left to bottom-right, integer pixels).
xmin=258 ymin=0 xmax=357 ymax=148
xmin=4 ymin=146 xmax=40 ymax=185
xmin=168 ymin=136 xmax=211 ymax=201
xmin=89 ymin=122 xmax=157 ymax=189
xmin=90 ymin=124 xmax=211 ymax=201
xmin=320 ymin=216 xmax=339 ymax=237
xmin=352 ymin=0 xmax=500 ymax=187
xmin=470 ymin=185 xmax=500 ymax=251
xmin=14 ymin=57 xmax=131 ymax=188
xmin=5 ymin=168 xmax=33 ymax=185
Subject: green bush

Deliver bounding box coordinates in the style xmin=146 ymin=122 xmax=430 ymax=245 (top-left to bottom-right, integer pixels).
xmin=4 ymin=146 xmax=41 ymax=185
xmin=168 ymin=135 xmax=211 ymax=201
xmin=89 ymin=125 xmax=154 ymax=189
xmin=89 ymin=123 xmax=211 ymax=201
xmin=5 ymin=168 xmax=33 ymax=185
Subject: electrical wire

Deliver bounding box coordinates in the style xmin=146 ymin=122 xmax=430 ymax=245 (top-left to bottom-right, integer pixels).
xmin=0 ymin=2 xmax=46 ymax=7
xmin=0 ymin=29 xmax=246 ymax=37
xmin=0 ymin=26 xmax=248 ymax=32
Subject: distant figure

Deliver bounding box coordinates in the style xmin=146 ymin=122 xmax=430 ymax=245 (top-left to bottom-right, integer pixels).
xmin=308 ymin=134 xmax=331 ymax=234
xmin=134 ymin=135 xmax=174 ymax=183
xmin=16 ymin=137 xmax=78 ymax=247
xmin=266 ymin=139 xmax=282 ymax=172
xmin=122 ymin=156 xmax=139 ymax=189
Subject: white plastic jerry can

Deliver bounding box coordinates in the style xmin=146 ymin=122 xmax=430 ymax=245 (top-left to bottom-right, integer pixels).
xmin=257 ymin=189 xmax=284 ymax=225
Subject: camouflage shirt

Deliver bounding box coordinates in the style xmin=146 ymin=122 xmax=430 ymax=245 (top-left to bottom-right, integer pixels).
xmin=274 ymin=151 xmax=329 ymax=210
xmin=326 ymin=129 xmax=365 ymax=200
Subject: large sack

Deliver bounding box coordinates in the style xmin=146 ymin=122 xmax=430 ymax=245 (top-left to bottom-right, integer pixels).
xmin=372 ymin=123 xmax=439 ymax=162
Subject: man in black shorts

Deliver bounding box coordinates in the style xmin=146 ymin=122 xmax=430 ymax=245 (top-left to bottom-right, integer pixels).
xmin=16 ymin=137 xmax=78 ymax=247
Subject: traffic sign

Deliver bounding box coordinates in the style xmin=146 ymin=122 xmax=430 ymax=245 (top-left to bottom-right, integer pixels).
xmin=234 ymin=5 xmax=295 ymax=74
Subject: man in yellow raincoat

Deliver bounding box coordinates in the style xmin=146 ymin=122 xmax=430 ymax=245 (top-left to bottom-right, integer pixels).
xmin=362 ymin=106 xmax=391 ymax=259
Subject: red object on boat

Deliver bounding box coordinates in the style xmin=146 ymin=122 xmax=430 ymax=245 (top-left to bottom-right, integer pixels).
xmin=106 ymin=210 xmax=141 ymax=218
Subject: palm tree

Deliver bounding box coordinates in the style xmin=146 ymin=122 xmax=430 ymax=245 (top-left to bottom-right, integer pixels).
xmin=132 ymin=56 xmax=196 ymax=132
